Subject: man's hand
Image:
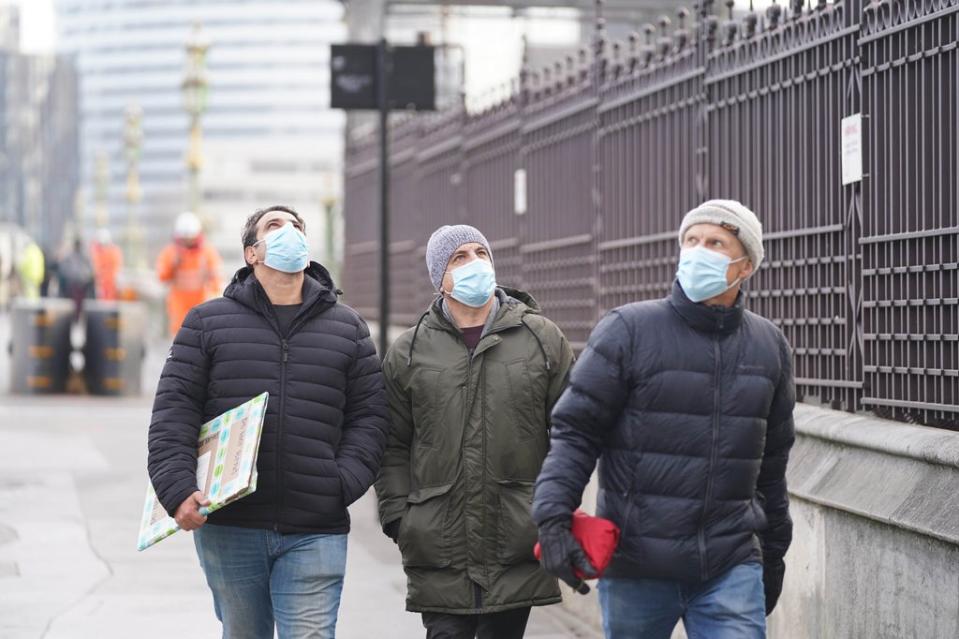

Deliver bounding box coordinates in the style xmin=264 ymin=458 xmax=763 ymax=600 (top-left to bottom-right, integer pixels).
xmin=174 ymin=491 xmax=211 ymax=531
xmin=537 ymin=518 xmax=598 ymax=594
xmin=763 ymin=558 xmax=786 ymax=615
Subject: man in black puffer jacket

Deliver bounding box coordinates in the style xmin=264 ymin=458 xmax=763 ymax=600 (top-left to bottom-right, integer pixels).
xmin=148 ymin=205 xmax=389 ymax=639
xmin=533 ymin=200 xmax=795 ymax=639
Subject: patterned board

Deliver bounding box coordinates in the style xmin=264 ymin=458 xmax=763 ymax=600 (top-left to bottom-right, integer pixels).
xmin=137 ymin=392 xmax=269 ymax=551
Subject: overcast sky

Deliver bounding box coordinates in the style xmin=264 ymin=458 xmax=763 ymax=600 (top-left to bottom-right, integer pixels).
xmin=10 ymin=0 xmax=55 ymax=53
xmin=13 ymin=0 xmax=775 ymax=97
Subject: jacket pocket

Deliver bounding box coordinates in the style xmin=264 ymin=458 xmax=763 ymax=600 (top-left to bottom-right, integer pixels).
xmin=503 ymin=359 xmax=546 ymax=441
xmin=409 ymin=368 xmax=445 ymax=448
xmin=398 ymin=482 xmax=454 ymax=568
xmin=496 ymin=479 xmax=539 ymax=565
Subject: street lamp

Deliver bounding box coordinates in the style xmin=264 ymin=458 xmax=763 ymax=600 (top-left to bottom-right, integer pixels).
xmin=94 ymin=150 xmax=109 ymax=230
xmin=181 ymin=22 xmax=210 ymax=215
xmin=123 ymin=104 xmax=145 ymax=269
xmin=320 ymin=172 xmax=340 ymax=283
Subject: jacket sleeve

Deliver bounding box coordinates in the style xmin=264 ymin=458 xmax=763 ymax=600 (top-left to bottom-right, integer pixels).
xmin=374 ymin=346 xmax=412 ymax=530
xmin=757 ymin=334 xmax=797 ymax=567
xmin=155 ymin=245 xmax=176 ymax=283
xmin=533 ymin=310 xmax=632 ymax=526
xmin=147 ymin=308 xmax=209 ymax=516
xmin=336 ymin=318 xmax=390 ymax=507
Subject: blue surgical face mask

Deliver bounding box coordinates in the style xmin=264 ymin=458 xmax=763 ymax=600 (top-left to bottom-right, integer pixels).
xmin=676 ymin=246 xmax=747 ymax=303
xmin=447 ymin=258 xmax=496 ymax=307
xmin=255 ymin=222 xmax=309 ymax=273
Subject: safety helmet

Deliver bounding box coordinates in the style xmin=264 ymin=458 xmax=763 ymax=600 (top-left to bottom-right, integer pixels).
xmin=174 ymin=211 xmax=202 ymax=239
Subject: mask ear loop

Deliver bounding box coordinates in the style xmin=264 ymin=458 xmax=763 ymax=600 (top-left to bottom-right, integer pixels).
xmin=438 ymin=265 xmax=456 ymax=299
xmin=248 ymin=237 xmax=267 ymax=267
xmin=725 ymin=255 xmax=751 ymax=291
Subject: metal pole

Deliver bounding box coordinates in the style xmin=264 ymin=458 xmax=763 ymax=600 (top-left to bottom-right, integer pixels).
xmin=377 ymin=38 xmax=391 ymax=359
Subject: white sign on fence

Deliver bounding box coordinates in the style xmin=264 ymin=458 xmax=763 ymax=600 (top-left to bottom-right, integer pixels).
xmin=514 ymin=168 xmax=527 ymax=215
xmin=841 ymin=113 xmax=863 ymax=185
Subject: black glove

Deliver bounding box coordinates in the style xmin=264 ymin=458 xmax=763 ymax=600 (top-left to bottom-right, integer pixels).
xmin=763 ymin=559 xmax=785 ymax=615
xmin=383 ymin=519 xmax=401 ymax=544
xmin=537 ymin=517 xmax=598 ymax=594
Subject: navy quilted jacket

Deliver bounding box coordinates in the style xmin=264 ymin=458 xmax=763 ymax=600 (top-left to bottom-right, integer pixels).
xmin=148 ymin=262 xmax=390 ymax=533
xmin=532 ymin=281 xmax=795 ymax=582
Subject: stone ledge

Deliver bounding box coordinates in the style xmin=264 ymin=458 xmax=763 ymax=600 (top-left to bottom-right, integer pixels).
xmin=789 ymin=404 xmax=959 ymax=546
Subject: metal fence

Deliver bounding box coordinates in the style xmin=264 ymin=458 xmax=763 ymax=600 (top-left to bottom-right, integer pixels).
xmin=342 ymin=0 xmax=958 ymax=429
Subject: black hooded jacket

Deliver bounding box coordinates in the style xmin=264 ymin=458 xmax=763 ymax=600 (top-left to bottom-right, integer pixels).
xmin=532 ymin=282 xmax=796 ymax=582
xmin=148 ymin=262 xmax=390 ymax=533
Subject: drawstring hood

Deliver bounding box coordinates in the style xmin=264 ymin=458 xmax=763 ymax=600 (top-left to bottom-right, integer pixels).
xmin=405 ymin=286 xmax=543 ymax=367
xmin=408 ymin=310 xmax=430 ymax=366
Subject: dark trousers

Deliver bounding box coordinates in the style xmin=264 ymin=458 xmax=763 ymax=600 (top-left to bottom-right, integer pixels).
xmin=421 ymin=606 xmax=532 ymax=639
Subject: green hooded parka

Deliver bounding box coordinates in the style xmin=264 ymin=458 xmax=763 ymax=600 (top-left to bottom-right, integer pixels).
xmin=375 ymin=288 xmax=574 ymax=614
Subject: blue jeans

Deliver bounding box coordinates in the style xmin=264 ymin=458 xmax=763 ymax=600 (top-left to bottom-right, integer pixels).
xmin=193 ymin=524 xmax=348 ymax=639
xmin=598 ymin=562 xmax=766 ymax=639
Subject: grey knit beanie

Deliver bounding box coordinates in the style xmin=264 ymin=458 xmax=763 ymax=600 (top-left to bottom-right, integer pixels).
xmin=678 ymin=199 xmax=764 ymax=270
xmin=425 ymin=224 xmax=493 ymax=291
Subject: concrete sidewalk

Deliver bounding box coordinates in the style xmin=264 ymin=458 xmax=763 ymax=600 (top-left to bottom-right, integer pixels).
xmin=0 ymin=391 xmax=590 ymax=638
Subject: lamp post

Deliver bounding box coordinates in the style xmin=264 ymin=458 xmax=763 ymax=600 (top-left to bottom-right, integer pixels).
xmin=321 ymin=172 xmax=340 ymax=284
xmin=123 ymin=104 xmax=145 ymax=269
xmin=181 ymin=22 xmax=210 ymax=216
xmin=94 ymin=150 xmax=109 ymax=230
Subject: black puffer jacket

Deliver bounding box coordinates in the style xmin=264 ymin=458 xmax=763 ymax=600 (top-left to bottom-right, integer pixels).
xmin=148 ymin=263 xmax=390 ymax=534
xmin=532 ymin=282 xmax=795 ymax=582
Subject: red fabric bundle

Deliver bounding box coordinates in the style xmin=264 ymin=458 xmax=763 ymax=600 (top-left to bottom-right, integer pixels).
xmin=534 ymin=509 xmax=621 ymax=579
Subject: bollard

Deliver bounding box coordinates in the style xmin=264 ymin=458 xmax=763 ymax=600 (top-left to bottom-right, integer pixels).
xmin=83 ymin=300 xmax=147 ymax=396
xmin=9 ymin=298 xmax=73 ymax=394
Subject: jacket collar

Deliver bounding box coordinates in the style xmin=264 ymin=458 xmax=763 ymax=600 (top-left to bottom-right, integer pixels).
xmin=405 ymin=286 xmax=545 ymax=366
xmin=669 ymin=280 xmax=744 ymax=335
xmin=224 ymin=261 xmax=339 ymax=326
xmin=426 ymin=286 xmax=540 ymax=334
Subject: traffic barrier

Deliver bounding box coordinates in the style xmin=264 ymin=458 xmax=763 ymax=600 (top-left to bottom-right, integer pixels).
xmin=83 ymin=300 xmax=147 ymax=396
xmin=9 ymin=298 xmax=73 ymax=394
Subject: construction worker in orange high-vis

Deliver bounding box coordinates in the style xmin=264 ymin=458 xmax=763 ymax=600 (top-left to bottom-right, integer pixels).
xmin=90 ymin=228 xmax=123 ymax=300
xmin=156 ymin=211 xmax=223 ymax=337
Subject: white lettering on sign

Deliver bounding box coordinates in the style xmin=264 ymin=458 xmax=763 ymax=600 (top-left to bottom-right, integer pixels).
xmin=841 ymin=114 xmax=863 ymax=186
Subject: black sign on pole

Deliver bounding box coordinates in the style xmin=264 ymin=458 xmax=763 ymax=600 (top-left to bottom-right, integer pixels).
xmin=331 ymin=41 xmax=436 ymax=358
xmin=388 ymin=46 xmax=436 ymax=110
xmin=330 ymin=45 xmax=377 ymax=110
xmin=331 ymin=44 xmax=436 ymax=111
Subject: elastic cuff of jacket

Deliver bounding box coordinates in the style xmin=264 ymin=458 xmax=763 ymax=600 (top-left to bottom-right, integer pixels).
xmin=164 ymin=487 xmax=196 ymax=519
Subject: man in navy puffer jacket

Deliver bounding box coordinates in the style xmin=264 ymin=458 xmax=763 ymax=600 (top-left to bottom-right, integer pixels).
xmin=148 ymin=205 xmax=389 ymax=639
xmin=533 ymin=200 xmax=795 ymax=639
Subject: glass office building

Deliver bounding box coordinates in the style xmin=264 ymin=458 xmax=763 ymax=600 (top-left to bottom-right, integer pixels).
xmin=56 ymin=0 xmax=345 ymax=268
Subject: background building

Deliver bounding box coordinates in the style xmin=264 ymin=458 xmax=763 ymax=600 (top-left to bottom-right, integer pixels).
xmin=0 ymin=4 xmax=78 ymax=253
xmin=55 ymin=0 xmax=346 ymax=273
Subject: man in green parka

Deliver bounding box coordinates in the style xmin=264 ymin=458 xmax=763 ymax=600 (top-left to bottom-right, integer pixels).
xmin=375 ymin=224 xmax=575 ymax=639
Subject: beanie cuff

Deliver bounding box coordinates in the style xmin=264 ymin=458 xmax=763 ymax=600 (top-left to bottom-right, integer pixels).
xmin=678 ymin=203 xmax=764 ymax=270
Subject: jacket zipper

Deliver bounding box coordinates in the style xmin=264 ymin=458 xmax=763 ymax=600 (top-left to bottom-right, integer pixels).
xmin=462 ymin=332 xmax=488 ymax=605
xmin=462 ymin=343 xmax=475 ymax=587
xmin=274 ymin=338 xmax=289 ymax=531
xmin=444 ymin=317 xmax=513 ymax=604
xmin=698 ymin=336 xmax=722 ymax=580
xmin=479 ymin=359 xmax=489 ymax=594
